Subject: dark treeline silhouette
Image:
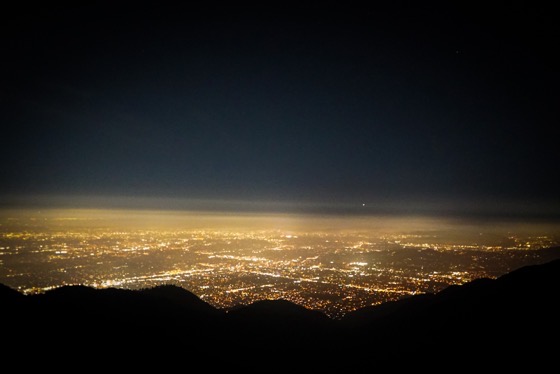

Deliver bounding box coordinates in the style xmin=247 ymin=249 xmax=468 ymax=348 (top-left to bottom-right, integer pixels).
xmin=2 ymin=257 xmax=559 ymax=369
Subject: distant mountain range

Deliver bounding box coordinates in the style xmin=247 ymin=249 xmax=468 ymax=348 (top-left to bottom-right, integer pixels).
xmin=2 ymin=258 xmax=559 ymax=367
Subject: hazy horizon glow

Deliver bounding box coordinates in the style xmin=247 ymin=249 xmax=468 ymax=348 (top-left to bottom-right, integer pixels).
xmin=2 ymin=194 xmax=559 ymax=222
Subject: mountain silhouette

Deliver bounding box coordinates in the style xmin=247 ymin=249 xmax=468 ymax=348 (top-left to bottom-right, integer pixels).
xmin=140 ymin=284 xmax=221 ymax=314
xmin=1 ymin=259 xmax=558 ymax=367
xmin=228 ymin=298 xmax=329 ymax=321
xmin=0 ymin=282 xmax=24 ymax=301
xmin=340 ymin=259 xmax=560 ymax=362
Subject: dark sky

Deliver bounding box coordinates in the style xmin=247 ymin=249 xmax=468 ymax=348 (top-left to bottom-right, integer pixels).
xmin=2 ymin=2 xmax=559 ymax=217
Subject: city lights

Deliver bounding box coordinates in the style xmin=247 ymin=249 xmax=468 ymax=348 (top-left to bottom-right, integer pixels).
xmin=1 ymin=209 xmax=558 ymax=319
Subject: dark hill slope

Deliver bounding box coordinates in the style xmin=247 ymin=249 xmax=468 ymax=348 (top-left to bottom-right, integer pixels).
xmin=341 ymin=259 xmax=560 ymax=359
xmin=1 ymin=259 xmax=558 ymax=366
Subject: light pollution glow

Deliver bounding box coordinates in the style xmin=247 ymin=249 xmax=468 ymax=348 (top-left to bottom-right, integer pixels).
xmin=1 ymin=208 xmax=559 ymax=318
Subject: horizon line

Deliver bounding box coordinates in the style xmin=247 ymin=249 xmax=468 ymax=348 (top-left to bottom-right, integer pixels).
xmin=1 ymin=193 xmax=560 ymax=223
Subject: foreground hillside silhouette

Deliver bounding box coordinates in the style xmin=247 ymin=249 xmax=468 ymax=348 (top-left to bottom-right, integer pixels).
xmin=2 ymin=258 xmax=559 ymax=367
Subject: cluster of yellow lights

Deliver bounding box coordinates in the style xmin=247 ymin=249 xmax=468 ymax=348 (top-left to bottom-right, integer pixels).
xmin=1 ymin=209 xmax=558 ymax=318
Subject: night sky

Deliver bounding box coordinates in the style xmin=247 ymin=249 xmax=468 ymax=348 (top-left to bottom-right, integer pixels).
xmin=2 ymin=2 xmax=559 ymax=217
